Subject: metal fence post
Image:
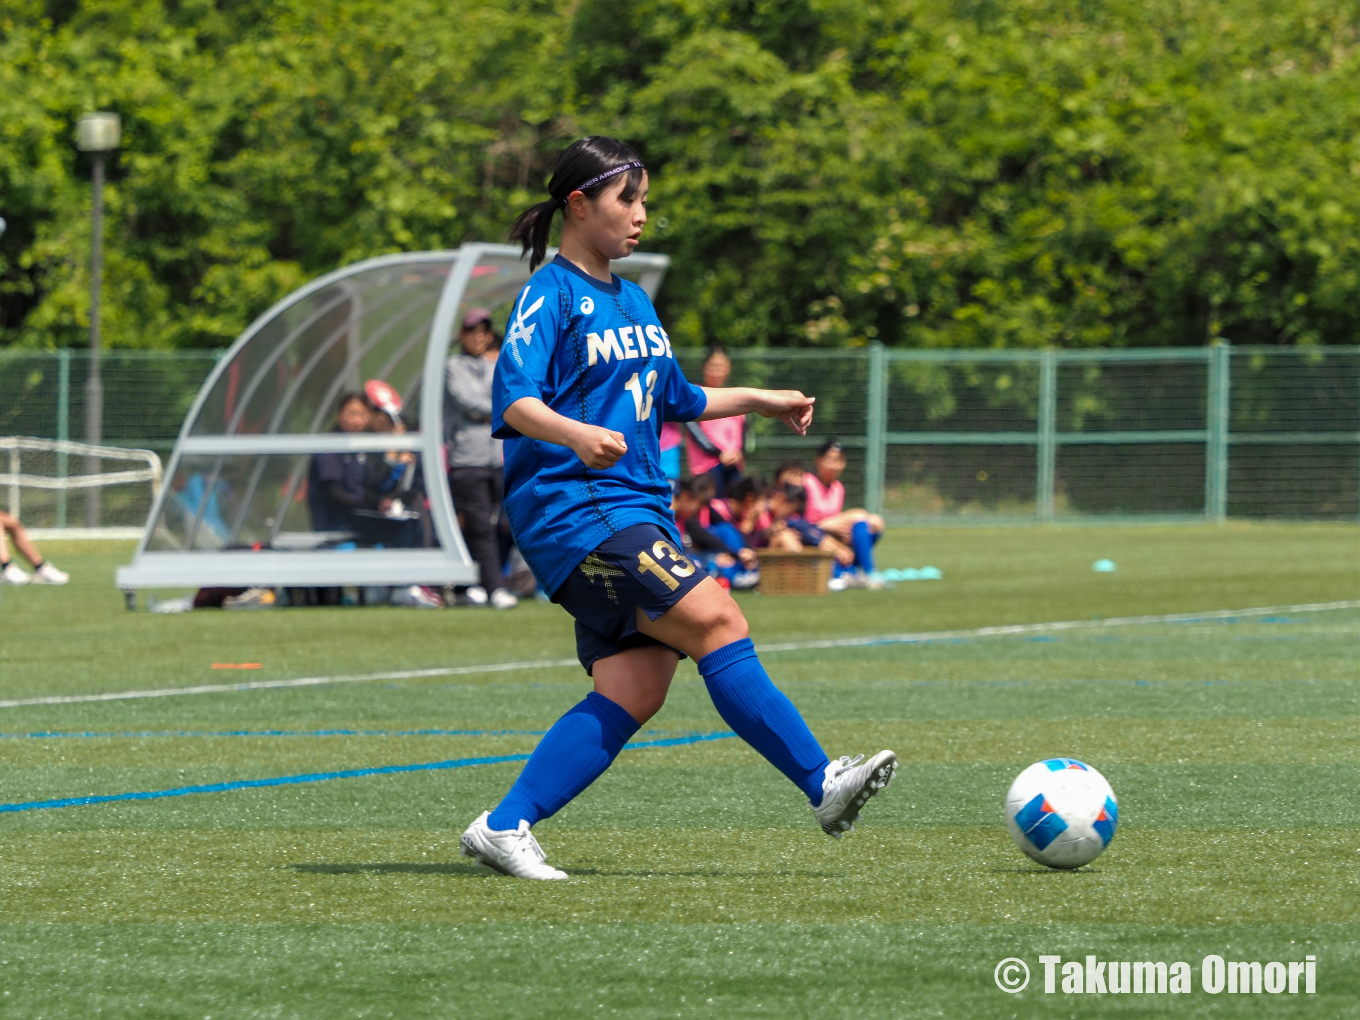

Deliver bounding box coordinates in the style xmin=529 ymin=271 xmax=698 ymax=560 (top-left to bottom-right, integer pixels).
xmin=864 ymin=342 xmax=888 ymax=515
xmin=56 ymin=349 xmax=71 ymax=528
xmin=1205 ymin=342 xmax=1231 ymax=523
xmin=1036 ymin=350 xmax=1057 ymax=520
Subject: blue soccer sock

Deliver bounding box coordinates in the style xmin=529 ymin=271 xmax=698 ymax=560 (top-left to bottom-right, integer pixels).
xmin=697 ymin=638 xmax=830 ymax=804
xmin=851 ymin=520 xmax=878 ymax=573
xmin=487 ymin=691 xmax=640 ymax=830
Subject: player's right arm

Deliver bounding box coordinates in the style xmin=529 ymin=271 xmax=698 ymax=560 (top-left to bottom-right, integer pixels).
xmin=501 ymin=397 xmax=627 ymax=469
xmin=494 ymin=280 xmax=630 ymax=469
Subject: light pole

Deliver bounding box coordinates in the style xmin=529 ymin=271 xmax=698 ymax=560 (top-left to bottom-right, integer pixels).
xmin=76 ymin=112 xmax=120 ymax=527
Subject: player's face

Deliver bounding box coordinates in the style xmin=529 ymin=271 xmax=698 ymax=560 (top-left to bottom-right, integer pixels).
xmin=816 ymin=448 xmax=846 ymax=481
xmin=336 ymin=398 xmax=371 ymax=433
xmin=703 ymin=353 xmax=731 ymax=387
xmin=582 ymin=172 xmax=648 ymax=260
xmin=460 ymin=321 xmax=494 ymax=357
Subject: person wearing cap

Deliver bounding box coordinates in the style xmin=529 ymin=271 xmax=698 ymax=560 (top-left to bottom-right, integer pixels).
xmin=445 ymin=307 xmax=518 ymax=609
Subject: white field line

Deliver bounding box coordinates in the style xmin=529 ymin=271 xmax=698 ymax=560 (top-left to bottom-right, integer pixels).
xmin=0 ymin=659 xmax=579 ymax=709
xmin=755 ymin=599 xmax=1360 ymax=652
xmin=2 ymin=599 xmax=1356 ymax=710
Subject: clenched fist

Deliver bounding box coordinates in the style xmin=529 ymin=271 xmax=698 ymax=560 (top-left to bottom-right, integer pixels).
xmin=570 ymin=424 xmax=628 ymax=469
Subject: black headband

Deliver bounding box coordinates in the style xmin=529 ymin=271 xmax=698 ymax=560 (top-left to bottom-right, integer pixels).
xmin=558 ymin=161 xmax=646 ymax=205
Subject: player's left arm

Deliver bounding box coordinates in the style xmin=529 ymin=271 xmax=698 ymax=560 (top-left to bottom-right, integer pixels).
xmin=698 ymin=387 xmax=815 ymax=436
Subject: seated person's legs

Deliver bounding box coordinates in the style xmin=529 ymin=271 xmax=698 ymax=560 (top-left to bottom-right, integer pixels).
xmin=0 ymin=511 xmax=66 ymax=584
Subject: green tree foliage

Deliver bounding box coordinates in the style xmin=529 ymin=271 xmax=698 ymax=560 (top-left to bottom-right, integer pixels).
xmin=1 ymin=0 xmax=1357 ymax=351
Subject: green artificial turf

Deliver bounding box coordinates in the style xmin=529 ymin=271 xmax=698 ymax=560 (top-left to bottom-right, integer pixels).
xmin=0 ymin=524 xmax=1356 ymax=1018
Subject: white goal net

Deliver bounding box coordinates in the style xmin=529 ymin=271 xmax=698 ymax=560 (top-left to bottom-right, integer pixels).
xmin=0 ymin=436 xmax=163 ymax=538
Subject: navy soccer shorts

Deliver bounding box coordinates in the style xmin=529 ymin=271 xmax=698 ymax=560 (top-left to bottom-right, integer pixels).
xmin=552 ymin=522 xmax=709 ymax=675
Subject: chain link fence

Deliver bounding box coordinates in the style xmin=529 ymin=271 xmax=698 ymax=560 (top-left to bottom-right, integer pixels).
xmin=2 ymin=344 xmax=1356 ymax=530
xmin=712 ymin=344 xmax=1359 ymax=522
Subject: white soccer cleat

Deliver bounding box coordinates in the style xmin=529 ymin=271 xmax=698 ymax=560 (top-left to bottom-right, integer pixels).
xmin=1 ymin=563 xmax=31 ymax=585
xmin=811 ymin=750 xmax=898 ymax=838
xmin=32 ymin=562 xmax=69 ymax=585
xmin=459 ymin=811 xmax=568 ymax=880
xmin=489 ymin=587 xmax=519 ymax=610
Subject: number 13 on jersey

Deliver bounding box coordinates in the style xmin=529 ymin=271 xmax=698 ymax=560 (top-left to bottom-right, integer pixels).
xmin=624 ymin=370 xmax=658 ymax=421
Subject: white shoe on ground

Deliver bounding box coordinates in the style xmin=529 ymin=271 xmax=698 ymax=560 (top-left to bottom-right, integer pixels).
xmin=390 ymin=584 xmax=442 ymax=608
xmin=459 ymin=811 xmax=568 ymax=880
xmin=32 ymin=562 xmax=70 ymax=585
xmin=462 ymin=585 xmax=489 ymax=606
xmin=732 ymin=569 xmax=761 ymax=590
xmin=811 ymin=750 xmax=898 ymax=838
xmin=827 ymin=574 xmax=850 ymax=592
xmin=1 ymin=563 xmax=31 ymax=585
xmin=489 ymin=587 xmax=518 ymax=610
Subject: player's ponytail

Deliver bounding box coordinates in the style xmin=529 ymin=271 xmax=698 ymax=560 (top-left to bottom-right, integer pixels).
xmin=509 ymin=136 xmax=647 ymax=272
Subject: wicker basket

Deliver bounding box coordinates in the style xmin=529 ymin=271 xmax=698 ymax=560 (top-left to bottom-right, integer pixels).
xmin=756 ymin=548 xmax=834 ymax=596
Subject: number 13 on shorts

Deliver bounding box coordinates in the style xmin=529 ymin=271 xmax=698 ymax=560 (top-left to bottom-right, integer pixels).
xmin=637 ymin=539 xmax=695 ymax=591
xmin=625 ymin=370 xmax=658 ymax=421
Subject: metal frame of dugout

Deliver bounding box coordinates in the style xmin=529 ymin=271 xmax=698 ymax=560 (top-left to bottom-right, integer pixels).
xmin=116 ymin=244 xmax=670 ymax=601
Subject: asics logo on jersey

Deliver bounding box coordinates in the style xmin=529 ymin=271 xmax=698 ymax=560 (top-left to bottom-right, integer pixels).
xmin=586 ymin=325 xmax=672 ymax=366
xmin=580 ymin=296 xmax=594 ymax=315
xmin=504 ymin=287 xmax=546 ymax=367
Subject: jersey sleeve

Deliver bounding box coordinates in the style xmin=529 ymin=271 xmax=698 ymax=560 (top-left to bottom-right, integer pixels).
xmin=492 ymin=280 xmax=562 ymax=439
xmin=661 ymin=357 xmax=708 ymax=423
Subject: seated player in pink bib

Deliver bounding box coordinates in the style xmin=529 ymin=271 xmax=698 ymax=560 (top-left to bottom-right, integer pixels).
xmin=802 ymin=439 xmax=885 ymax=588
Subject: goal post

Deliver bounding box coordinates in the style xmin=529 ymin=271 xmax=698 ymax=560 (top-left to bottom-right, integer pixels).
xmin=0 ymin=436 xmax=162 ymax=539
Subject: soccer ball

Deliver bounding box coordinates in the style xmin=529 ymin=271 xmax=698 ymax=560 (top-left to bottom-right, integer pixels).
xmin=1004 ymin=758 xmax=1118 ymax=869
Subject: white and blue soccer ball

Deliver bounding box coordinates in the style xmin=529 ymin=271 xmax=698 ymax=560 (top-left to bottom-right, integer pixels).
xmin=1004 ymin=758 xmax=1118 ymax=869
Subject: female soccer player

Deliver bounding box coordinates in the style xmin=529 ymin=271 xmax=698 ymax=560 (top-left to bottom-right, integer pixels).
xmin=459 ymin=137 xmax=897 ymax=880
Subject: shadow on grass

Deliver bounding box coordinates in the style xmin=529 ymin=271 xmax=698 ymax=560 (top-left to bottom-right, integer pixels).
xmin=292 ymin=862 xmax=486 ymax=876
xmin=567 ymin=868 xmax=839 ymax=878
xmin=990 ymin=865 xmax=1104 ymax=875
xmin=292 ymin=863 xmax=841 ymax=879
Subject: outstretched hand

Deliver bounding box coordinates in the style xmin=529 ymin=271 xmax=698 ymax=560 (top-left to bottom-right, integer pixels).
xmin=755 ymin=389 xmax=816 ymax=436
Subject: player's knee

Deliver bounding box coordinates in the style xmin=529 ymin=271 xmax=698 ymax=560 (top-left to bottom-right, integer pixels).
xmin=632 ymin=686 xmax=669 ymax=723
xmin=705 ymin=593 xmax=748 ymax=644
xmin=868 ymin=514 xmax=884 ymax=532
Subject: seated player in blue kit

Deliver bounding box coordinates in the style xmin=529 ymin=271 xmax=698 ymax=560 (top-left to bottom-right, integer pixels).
xmin=457 ymin=136 xmax=897 ymax=880
xmin=764 ymin=483 xmax=857 ymax=570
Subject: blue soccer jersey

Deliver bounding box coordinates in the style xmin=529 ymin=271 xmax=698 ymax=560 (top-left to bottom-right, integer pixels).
xmin=491 ymin=255 xmax=708 ymax=596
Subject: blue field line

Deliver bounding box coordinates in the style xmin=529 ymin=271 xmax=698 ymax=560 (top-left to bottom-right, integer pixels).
xmin=0 ymin=731 xmax=737 ymax=815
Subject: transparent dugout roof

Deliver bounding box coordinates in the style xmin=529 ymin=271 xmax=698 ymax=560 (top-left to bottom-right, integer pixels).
xmin=117 ymin=244 xmax=670 ymax=592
